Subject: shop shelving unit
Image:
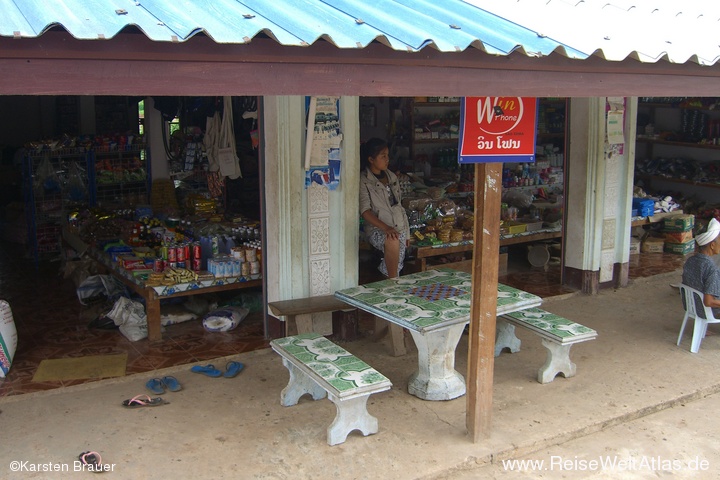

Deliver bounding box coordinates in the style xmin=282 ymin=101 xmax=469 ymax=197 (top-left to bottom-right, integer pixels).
xmin=89 ymin=143 xmax=150 ymax=209
xmin=23 ymin=147 xmax=88 ymax=265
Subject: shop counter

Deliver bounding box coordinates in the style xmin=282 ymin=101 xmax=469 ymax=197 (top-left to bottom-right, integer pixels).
xmin=414 ymin=227 xmax=562 ymax=272
xmin=91 ymin=250 xmax=262 ymax=341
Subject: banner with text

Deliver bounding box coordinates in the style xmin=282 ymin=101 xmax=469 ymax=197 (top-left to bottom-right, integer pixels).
xmin=458 ymin=97 xmax=538 ymax=164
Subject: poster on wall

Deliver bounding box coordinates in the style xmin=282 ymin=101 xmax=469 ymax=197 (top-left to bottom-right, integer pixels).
xmin=305 ymin=96 xmax=343 ymax=190
xmin=458 ymin=97 xmax=538 ymax=164
xmin=304 ymin=149 xmax=341 ymax=190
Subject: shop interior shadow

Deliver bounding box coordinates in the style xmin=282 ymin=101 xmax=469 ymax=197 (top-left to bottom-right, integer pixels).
xmin=1 ymin=239 xmax=685 ymax=396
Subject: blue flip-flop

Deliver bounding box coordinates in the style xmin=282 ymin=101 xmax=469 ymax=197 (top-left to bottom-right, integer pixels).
xmin=190 ymin=364 xmax=222 ymax=377
xmin=162 ymin=376 xmax=182 ymax=392
xmin=224 ymin=361 xmax=244 ymax=378
xmin=145 ymin=378 xmax=165 ymax=395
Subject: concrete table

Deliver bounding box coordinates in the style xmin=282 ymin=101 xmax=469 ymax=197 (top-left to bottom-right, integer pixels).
xmin=335 ymin=268 xmax=542 ymax=401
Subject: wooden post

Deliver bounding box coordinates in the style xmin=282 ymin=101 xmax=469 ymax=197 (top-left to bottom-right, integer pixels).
xmin=466 ymin=162 xmax=502 ymax=442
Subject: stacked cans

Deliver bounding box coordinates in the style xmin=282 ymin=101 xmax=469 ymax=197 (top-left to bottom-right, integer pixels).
xmin=159 ymin=241 xmax=203 ymax=272
xmin=229 ymin=246 xmax=261 ymax=277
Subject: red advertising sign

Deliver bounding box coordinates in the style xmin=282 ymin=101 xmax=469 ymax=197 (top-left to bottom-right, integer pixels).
xmin=458 ymin=97 xmax=538 ymax=164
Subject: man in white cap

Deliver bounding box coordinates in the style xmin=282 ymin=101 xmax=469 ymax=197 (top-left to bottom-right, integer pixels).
xmin=682 ymin=218 xmax=720 ymax=315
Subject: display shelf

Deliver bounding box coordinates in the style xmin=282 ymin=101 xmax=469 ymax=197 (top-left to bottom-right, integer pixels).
xmin=90 ymin=144 xmax=149 ymax=208
xmin=23 ymin=147 xmax=88 ymax=265
xmin=635 ymin=174 xmax=720 ymax=190
xmin=636 ymin=137 xmax=720 ymax=150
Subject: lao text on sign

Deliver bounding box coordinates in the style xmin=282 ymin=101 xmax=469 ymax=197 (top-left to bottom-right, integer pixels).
xmin=458 ymin=97 xmax=538 ymax=164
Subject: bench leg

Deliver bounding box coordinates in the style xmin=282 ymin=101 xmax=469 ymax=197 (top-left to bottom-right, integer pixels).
xmin=326 ymin=393 xmax=378 ymax=446
xmin=538 ymin=338 xmax=576 ymax=384
xmin=279 ymin=359 xmax=327 ymax=406
xmin=407 ymin=324 xmax=466 ymax=400
xmin=495 ymin=320 xmax=521 ymax=357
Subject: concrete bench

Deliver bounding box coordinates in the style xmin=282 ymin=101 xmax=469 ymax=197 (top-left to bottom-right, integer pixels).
xmin=268 ymin=295 xmax=355 ymax=335
xmin=270 ymin=332 xmax=392 ymax=446
xmin=495 ymin=307 xmax=597 ymax=384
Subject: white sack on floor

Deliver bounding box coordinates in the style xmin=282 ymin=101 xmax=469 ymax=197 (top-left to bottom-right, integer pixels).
xmin=0 ymin=300 xmax=18 ymax=378
xmin=106 ymin=296 xmax=148 ymax=342
xmin=202 ymin=306 xmax=249 ymax=332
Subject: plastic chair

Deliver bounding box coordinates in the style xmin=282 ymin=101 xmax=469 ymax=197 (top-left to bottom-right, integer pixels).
xmin=677 ymin=284 xmax=720 ymax=353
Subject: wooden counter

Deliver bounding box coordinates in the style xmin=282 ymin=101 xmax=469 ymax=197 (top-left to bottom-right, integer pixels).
xmin=91 ymin=250 xmax=261 ymax=341
xmin=414 ymin=228 xmax=562 ymax=272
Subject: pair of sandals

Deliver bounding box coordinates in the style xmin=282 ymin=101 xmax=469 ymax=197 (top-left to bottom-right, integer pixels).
xmin=191 ymin=361 xmax=244 ymax=378
xmin=144 ymin=375 xmax=182 ymax=395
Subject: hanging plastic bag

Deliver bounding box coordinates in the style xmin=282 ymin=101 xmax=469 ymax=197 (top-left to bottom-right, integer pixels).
xmin=66 ymin=162 xmax=87 ymax=202
xmin=34 ymin=156 xmax=62 ymax=196
xmin=218 ymin=96 xmax=242 ymax=179
xmin=204 ymin=111 xmax=221 ymax=173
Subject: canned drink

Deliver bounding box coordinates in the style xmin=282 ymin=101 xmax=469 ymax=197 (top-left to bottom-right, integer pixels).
xmin=177 ymin=261 xmax=186 ymax=269
xmin=160 ymin=245 xmax=168 ymax=260
xmin=177 ymin=244 xmax=186 ymax=262
xmin=183 ymin=244 xmax=190 ymax=262
xmin=211 ymin=235 xmax=219 ymax=255
xmin=192 ymin=257 xmax=202 ymax=272
xmin=153 ymin=258 xmax=164 ymax=273
xmin=192 ymin=242 xmax=201 ymax=261
xmin=168 ymin=261 xmax=177 ymax=269
xmin=167 ymin=245 xmax=177 ymax=263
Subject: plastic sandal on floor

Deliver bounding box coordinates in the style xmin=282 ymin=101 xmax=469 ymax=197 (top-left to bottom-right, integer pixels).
xmin=145 ymin=378 xmax=165 ymax=395
xmin=121 ymin=394 xmax=168 ymax=408
xmin=224 ymin=361 xmax=244 ymax=378
xmin=190 ymin=364 xmax=222 ymax=377
xmin=78 ymin=451 xmax=105 ymax=473
xmin=161 ymin=375 xmax=182 ymax=392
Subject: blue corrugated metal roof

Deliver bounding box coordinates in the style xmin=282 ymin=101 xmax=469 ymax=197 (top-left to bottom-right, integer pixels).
xmin=1 ymin=0 xmax=718 ymax=65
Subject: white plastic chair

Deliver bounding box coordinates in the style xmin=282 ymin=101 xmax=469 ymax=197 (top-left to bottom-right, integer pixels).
xmin=677 ymin=284 xmax=720 ymax=353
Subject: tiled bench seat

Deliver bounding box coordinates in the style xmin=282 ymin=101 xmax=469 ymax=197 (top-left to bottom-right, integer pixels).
xmin=495 ymin=307 xmax=597 ymax=384
xmin=270 ymin=333 xmax=392 ymax=445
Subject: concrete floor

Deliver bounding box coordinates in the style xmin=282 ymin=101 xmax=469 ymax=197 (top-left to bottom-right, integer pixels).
xmin=2 ymin=268 xmax=719 ymax=480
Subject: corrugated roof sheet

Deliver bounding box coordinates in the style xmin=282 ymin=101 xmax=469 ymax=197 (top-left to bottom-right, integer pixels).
xmin=1 ymin=0 xmax=718 ymax=65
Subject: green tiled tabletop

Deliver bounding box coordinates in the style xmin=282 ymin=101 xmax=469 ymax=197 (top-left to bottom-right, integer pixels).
xmin=335 ymin=268 xmax=542 ymax=334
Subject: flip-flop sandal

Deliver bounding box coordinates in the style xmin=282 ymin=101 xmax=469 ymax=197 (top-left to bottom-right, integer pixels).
xmin=161 ymin=375 xmax=182 ymax=392
xmin=121 ymin=394 xmax=168 ymax=408
xmin=78 ymin=451 xmax=104 ymax=473
xmin=145 ymin=378 xmax=165 ymax=395
xmin=224 ymin=361 xmax=244 ymax=378
xmin=190 ymin=364 xmax=222 ymax=377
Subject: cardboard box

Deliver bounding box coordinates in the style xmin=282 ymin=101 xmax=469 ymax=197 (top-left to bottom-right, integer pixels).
xmin=665 ymin=230 xmax=693 ymax=244
xmin=629 ymin=237 xmax=641 ymax=255
xmin=641 ymin=236 xmax=665 ymax=253
xmin=663 ymin=214 xmax=694 ymax=232
xmin=664 ymin=239 xmax=695 ymax=255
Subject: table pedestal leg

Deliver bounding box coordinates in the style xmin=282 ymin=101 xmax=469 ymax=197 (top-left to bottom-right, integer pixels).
xmin=407 ymin=324 xmax=466 ymax=401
